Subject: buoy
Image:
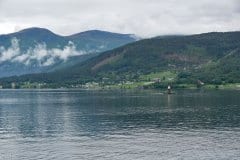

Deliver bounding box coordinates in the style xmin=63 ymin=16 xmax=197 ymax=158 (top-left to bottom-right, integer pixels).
xmin=167 ymin=85 xmax=171 ymax=94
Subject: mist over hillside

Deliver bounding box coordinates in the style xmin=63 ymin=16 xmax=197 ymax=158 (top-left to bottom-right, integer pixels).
xmin=1 ymin=31 xmax=239 ymax=88
xmin=0 ymin=27 xmax=137 ymax=77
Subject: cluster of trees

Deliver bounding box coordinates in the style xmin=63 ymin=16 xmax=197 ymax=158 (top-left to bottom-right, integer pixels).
xmin=0 ymin=31 xmax=240 ymax=88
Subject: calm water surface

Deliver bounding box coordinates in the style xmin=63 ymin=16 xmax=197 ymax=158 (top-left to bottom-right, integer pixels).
xmin=0 ymin=89 xmax=240 ymax=160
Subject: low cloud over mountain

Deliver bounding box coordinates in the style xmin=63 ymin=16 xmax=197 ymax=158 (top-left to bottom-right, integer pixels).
xmin=0 ymin=38 xmax=86 ymax=66
xmin=0 ymin=27 xmax=136 ymax=77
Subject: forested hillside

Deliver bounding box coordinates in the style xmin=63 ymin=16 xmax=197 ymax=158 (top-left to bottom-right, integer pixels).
xmin=0 ymin=31 xmax=239 ymax=88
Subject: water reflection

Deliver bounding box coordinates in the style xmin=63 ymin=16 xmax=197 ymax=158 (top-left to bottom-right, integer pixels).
xmin=1 ymin=90 xmax=240 ymax=137
xmin=0 ymin=89 xmax=240 ymax=159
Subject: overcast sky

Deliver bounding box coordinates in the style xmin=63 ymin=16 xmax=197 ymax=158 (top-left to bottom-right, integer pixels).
xmin=0 ymin=0 xmax=239 ymax=37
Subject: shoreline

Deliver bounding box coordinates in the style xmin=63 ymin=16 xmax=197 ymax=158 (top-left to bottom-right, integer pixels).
xmin=1 ymin=83 xmax=240 ymax=91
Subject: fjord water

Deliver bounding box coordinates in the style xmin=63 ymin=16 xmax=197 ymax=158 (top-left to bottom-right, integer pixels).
xmin=0 ymin=89 xmax=240 ymax=160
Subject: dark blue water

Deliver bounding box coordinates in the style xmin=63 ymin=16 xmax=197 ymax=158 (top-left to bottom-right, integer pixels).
xmin=0 ymin=89 xmax=240 ymax=160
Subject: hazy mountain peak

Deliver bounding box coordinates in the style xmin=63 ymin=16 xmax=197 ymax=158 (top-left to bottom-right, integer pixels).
xmin=0 ymin=27 xmax=137 ymax=78
xmin=9 ymin=27 xmax=59 ymax=37
xmin=67 ymin=29 xmax=138 ymax=40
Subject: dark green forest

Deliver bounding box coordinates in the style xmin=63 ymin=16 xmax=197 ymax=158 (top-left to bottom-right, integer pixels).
xmin=0 ymin=31 xmax=240 ymax=88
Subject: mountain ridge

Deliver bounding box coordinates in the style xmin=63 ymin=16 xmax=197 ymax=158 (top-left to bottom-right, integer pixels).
xmin=0 ymin=31 xmax=240 ymax=88
xmin=0 ymin=27 xmax=137 ymax=78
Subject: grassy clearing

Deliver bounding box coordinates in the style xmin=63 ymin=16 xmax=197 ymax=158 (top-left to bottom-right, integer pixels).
xmin=105 ymin=71 xmax=178 ymax=89
xmin=139 ymin=71 xmax=177 ymax=82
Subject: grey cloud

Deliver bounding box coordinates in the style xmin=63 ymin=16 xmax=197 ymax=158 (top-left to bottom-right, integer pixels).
xmin=0 ymin=38 xmax=86 ymax=66
xmin=0 ymin=0 xmax=239 ymax=37
xmin=0 ymin=38 xmax=20 ymax=62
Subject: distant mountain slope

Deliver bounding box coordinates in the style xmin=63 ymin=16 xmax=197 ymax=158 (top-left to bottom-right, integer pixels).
xmin=193 ymin=48 xmax=240 ymax=84
xmin=0 ymin=31 xmax=240 ymax=87
xmin=55 ymin=31 xmax=240 ymax=82
xmin=0 ymin=27 xmax=137 ymax=77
